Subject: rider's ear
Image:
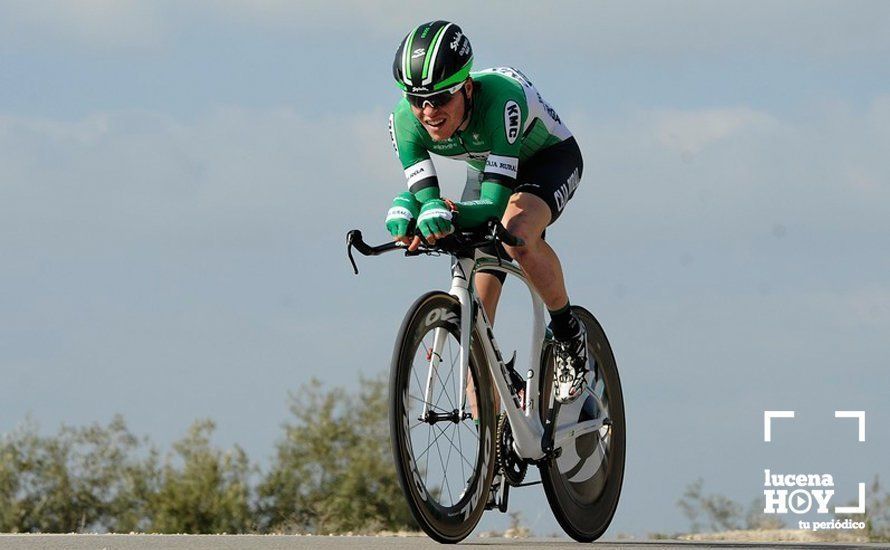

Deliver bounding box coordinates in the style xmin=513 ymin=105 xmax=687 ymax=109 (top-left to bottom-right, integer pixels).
xmin=465 ymin=78 xmax=474 ymax=97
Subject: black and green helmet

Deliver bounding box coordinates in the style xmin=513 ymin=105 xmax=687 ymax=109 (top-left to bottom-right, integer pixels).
xmin=393 ymin=20 xmax=473 ymax=96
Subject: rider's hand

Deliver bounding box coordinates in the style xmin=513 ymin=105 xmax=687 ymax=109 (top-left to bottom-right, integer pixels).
xmin=416 ymin=199 xmax=455 ymax=246
xmin=385 ymin=192 xmax=421 ymax=244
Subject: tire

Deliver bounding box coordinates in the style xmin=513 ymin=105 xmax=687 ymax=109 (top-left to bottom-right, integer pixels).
xmin=389 ymin=291 xmax=497 ymax=543
xmin=538 ymin=305 xmax=626 ymax=542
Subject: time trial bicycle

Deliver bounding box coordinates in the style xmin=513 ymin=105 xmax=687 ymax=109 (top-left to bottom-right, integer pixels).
xmin=346 ymin=220 xmax=624 ymax=543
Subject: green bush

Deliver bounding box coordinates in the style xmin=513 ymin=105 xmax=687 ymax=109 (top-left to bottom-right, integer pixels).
xmin=0 ymin=374 xmax=414 ymax=534
xmin=0 ymin=415 xmax=154 ymax=533
xmin=257 ymin=376 xmax=415 ymax=534
xmin=147 ymin=420 xmax=253 ymax=534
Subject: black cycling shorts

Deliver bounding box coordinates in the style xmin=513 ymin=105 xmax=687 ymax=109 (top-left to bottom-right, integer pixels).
xmin=459 ymin=137 xmax=583 ymax=284
xmin=460 ymin=136 xmax=583 ymax=225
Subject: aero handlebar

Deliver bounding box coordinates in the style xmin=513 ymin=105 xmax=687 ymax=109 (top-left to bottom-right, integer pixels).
xmin=346 ymin=218 xmax=524 ymax=275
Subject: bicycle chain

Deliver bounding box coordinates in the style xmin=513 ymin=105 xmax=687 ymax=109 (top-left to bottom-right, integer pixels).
xmin=496 ymin=412 xmax=528 ymax=486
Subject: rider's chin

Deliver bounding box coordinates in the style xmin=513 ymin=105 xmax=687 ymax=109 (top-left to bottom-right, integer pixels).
xmin=426 ymin=120 xmax=453 ymax=140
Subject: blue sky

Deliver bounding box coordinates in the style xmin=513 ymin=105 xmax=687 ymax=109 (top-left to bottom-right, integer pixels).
xmin=2 ymin=0 xmax=889 ymax=537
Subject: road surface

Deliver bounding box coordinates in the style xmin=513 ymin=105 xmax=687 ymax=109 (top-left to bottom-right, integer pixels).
xmin=0 ymin=535 xmax=880 ymax=549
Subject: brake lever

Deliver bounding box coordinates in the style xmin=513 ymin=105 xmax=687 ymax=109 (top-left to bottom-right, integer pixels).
xmin=346 ymin=230 xmax=361 ymax=275
xmin=486 ymin=219 xmax=507 ymax=267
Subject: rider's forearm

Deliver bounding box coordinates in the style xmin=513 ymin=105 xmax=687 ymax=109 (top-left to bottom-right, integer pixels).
xmin=414 ymin=186 xmax=441 ymax=204
xmin=454 ymin=181 xmax=512 ymax=228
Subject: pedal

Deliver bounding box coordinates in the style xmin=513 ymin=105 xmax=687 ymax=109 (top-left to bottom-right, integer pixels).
xmin=483 ymin=474 xmax=510 ymax=513
xmin=484 ymin=474 xmax=502 ymax=511
xmin=497 ymin=477 xmax=510 ymax=513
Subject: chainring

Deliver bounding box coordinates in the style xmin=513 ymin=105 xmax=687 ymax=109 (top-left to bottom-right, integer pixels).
xmin=496 ymin=412 xmax=528 ymax=486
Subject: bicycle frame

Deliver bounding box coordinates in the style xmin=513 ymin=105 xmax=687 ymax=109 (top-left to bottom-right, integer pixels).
xmin=420 ymin=253 xmax=607 ymax=462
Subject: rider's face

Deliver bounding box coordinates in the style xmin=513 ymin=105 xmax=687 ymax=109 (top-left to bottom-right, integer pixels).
xmin=409 ymin=80 xmax=473 ymax=141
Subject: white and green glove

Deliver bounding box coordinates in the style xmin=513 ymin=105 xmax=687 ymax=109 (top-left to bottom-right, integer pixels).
xmin=417 ymin=199 xmax=455 ymax=240
xmin=385 ymin=191 xmax=421 ymax=240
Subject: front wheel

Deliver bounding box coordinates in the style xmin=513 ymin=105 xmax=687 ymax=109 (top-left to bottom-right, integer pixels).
xmin=389 ymin=291 xmax=497 ymax=543
xmin=538 ymin=306 xmax=626 ymax=542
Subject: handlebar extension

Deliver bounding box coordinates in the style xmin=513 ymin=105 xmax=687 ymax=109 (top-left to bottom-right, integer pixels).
xmin=346 ymin=219 xmax=524 ymax=275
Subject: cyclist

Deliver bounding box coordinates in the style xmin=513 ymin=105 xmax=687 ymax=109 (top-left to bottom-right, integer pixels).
xmin=384 ymin=20 xmax=588 ymax=404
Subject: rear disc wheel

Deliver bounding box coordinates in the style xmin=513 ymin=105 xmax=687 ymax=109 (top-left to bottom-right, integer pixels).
xmin=538 ymin=306 xmax=626 ymax=542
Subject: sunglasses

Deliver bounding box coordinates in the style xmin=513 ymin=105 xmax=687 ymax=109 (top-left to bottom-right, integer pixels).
xmin=406 ymin=81 xmax=465 ymax=109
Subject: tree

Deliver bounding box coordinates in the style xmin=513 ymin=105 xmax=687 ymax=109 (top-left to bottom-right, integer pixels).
xmin=147 ymin=419 xmax=253 ymax=534
xmin=835 ymin=475 xmax=890 ymax=542
xmin=257 ymin=376 xmax=415 ymax=534
xmin=0 ymin=375 xmax=416 ymax=535
xmin=678 ymin=478 xmax=786 ymax=534
xmin=0 ymin=415 xmax=154 ymax=533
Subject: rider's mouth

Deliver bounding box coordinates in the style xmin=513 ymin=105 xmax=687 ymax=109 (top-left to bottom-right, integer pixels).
xmin=424 ymin=117 xmax=446 ymax=129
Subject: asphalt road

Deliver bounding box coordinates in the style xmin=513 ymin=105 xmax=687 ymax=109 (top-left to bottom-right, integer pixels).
xmin=0 ymin=536 xmax=881 ymax=550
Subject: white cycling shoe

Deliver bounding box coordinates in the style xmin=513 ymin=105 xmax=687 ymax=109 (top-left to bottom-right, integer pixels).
xmin=553 ymin=323 xmax=589 ymax=404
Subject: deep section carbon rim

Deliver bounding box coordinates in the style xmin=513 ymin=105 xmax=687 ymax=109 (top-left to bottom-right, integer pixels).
xmin=390 ymin=292 xmax=495 ymax=543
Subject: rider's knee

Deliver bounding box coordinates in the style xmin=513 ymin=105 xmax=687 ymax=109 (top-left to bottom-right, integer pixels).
xmin=503 ymin=222 xmax=542 ymax=262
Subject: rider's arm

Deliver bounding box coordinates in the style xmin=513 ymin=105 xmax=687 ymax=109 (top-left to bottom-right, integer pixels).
xmin=389 ymin=106 xmax=441 ymax=204
xmin=451 ymin=180 xmax=512 ymax=227
xmin=452 ymin=91 xmax=528 ymax=228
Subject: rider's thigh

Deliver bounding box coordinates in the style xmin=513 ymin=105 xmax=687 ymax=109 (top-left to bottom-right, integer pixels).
xmin=502 ymin=192 xmax=551 ymax=245
xmin=513 ymin=136 xmax=583 ymax=225
xmin=474 ymin=271 xmax=503 ymax=323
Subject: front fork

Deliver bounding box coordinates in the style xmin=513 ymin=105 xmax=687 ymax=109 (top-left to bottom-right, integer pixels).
xmin=421 ymin=326 xmax=447 ymax=414
xmin=420 ymin=258 xmax=476 ymax=420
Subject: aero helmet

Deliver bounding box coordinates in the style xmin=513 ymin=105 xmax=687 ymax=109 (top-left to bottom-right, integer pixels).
xmin=393 ymin=21 xmax=473 ymax=96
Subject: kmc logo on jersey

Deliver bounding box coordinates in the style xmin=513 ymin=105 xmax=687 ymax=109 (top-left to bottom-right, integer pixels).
xmin=504 ymin=100 xmax=520 ymax=144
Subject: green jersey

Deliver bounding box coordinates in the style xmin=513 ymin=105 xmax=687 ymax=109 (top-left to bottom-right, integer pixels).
xmin=388 ymin=67 xmax=572 ymax=225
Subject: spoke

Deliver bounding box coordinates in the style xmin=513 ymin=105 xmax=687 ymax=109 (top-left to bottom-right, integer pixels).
xmin=414 ymin=420 xmax=452 ymax=464
xmin=412 ymin=338 xmax=441 ymax=411
xmin=407 ymin=393 xmax=452 ymax=414
xmin=411 ymin=362 xmax=425 ymax=404
xmin=424 ymin=409 xmax=432 ymax=487
xmin=459 ymin=417 xmax=481 ymax=444
xmin=441 ymin=424 xmax=456 ymax=502
xmin=457 ymin=412 xmax=466 ymax=482
xmin=432 ymin=348 xmax=457 ymax=411
xmin=432 ymin=425 xmax=454 ymax=505
xmin=435 ymin=423 xmax=477 ymax=471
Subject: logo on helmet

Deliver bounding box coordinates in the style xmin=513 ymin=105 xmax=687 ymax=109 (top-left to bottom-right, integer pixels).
xmin=450 ymin=31 xmax=463 ymax=51
xmin=412 ymin=48 xmax=426 ymax=59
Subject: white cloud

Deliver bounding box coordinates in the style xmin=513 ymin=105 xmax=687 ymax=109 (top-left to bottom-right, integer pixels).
xmin=0 ymin=0 xmax=166 ymax=51
xmin=2 ymin=1 xmax=889 ymax=58
xmin=0 ymin=106 xmax=399 ymax=251
xmin=564 ymin=96 xmax=890 ymax=253
xmin=652 ymin=108 xmax=778 ymax=156
xmin=202 ymin=1 xmax=890 ymax=58
xmin=4 ymin=94 xmax=889 ymax=266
